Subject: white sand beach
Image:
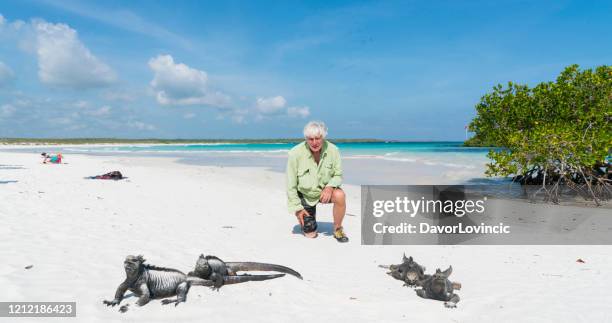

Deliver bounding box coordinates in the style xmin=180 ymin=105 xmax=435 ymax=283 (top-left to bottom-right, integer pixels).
xmin=1 ymin=150 xmax=611 ymax=323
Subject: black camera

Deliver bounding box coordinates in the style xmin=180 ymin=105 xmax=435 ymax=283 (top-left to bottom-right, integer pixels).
xmin=302 ymin=214 xmax=318 ymax=233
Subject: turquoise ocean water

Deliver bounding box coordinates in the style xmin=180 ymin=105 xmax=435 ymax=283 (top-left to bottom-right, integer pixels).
xmin=63 ymin=141 xmax=492 ymax=168
xmin=66 ymin=141 xmax=491 ymax=156
xmin=61 ymin=142 xmax=494 ymax=182
xmin=0 ymin=141 xmax=512 ymax=185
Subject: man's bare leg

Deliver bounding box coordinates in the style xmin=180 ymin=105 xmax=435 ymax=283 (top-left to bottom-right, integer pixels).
xmin=331 ymin=188 xmax=346 ymax=230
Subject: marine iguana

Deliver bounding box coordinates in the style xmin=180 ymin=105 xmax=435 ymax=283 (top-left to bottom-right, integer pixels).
xmin=103 ymin=255 xmax=273 ymax=308
xmin=188 ymin=254 xmax=303 ymax=290
xmin=380 ymin=254 xmax=428 ymax=287
xmin=415 ymin=266 xmax=460 ymax=308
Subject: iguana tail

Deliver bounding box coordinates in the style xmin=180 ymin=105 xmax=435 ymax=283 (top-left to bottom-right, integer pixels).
xmin=223 ymin=273 xmax=286 ymax=284
xmin=186 ymin=274 xmax=285 ymax=286
xmin=186 ymin=276 xmax=215 ymax=287
xmin=226 ymin=262 xmax=303 ymax=280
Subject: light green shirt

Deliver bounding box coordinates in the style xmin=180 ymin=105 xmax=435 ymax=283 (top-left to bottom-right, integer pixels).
xmin=286 ymin=140 xmax=343 ymax=213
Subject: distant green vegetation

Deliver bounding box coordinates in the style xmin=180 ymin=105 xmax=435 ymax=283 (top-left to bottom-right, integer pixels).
xmin=466 ymin=64 xmax=611 ymax=204
xmin=0 ymin=138 xmax=383 ymax=145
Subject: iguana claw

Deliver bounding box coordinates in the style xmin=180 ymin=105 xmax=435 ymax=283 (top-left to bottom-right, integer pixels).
xmin=161 ymin=299 xmax=179 ymax=306
xmin=103 ymin=299 xmax=119 ymax=307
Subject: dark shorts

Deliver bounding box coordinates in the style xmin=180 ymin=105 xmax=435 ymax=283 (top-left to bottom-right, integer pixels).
xmin=298 ymin=192 xmax=318 ymax=216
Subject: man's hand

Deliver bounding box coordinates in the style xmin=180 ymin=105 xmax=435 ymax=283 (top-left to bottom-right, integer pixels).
xmin=295 ymin=209 xmax=309 ymax=226
xmin=320 ymin=187 xmax=334 ymax=203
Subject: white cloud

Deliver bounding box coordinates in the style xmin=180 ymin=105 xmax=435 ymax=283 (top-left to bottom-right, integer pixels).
xmin=0 ymin=15 xmax=29 ymax=50
xmin=183 ymin=112 xmax=196 ymax=119
xmin=256 ymin=96 xmax=286 ymax=114
xmin=103 ymin=90 xmax=136 ymax=102
xmin=32 ymin=2 xmax=192 ymax=50
xmin=67 ymin=123 xmax=87 ymax=131
xmin=253 ymin=95 xmax=310 ymax=119
xmin=72 ymin=100 xmax=89 ymax=109
xmin=232 ymin=113 xmax=248 ymax=124
xmin=0 ymin=104 xmax=16 ymax=118
xmin=34 ymin=20 xmax=116 ymax=89
xmin=287 ymin=106 xmax=310 ymax=118
xmin=232 ymin=115 xmax=246 ymax=124
xmin=127 ymin=120 xmax=155 ymax=131
xmin=12 ymin=20 xmax=26 ymax=30
xmin=221 ymin=108 xmax=249 ymax=124
xmin=148 ymin=54 xmax=230 ymax=107
xmin=12 ymin=98 xmax=32 ymax=108
xmin=0 ymin=61 xmax=15 ymax=86
xmin=49 ymin=116 xmax=73 ymax=125
xmin=87 ymin=105 xmax=111 ymax=116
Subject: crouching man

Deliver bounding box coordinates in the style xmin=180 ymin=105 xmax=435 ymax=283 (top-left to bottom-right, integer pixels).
xmin=286 ymin=121 xmax=349 ymax=242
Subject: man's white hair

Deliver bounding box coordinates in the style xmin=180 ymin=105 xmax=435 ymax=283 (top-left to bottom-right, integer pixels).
xmin=303 ymin=121 xmax=328 ymax=138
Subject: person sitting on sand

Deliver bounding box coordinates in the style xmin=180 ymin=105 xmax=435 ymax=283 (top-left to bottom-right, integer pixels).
xmin=286 ymin=121 xmax=349 ymax=242
xmin=42 ymin=152 xmax=62 ymax=164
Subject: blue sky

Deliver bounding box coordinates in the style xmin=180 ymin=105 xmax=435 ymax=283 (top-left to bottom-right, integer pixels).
xmin=0 ymin=0 xmax=610 ymax=140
